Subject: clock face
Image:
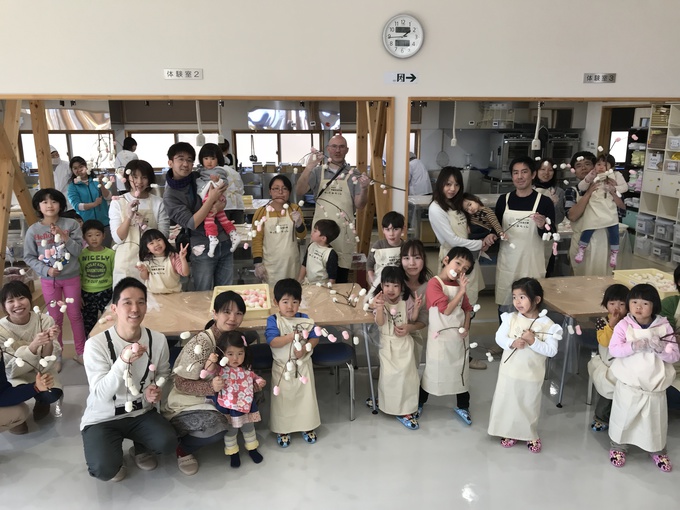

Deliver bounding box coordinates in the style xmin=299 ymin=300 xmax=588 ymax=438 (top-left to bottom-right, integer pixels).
xmin=382 ymin=14 xmax=423 ymax=59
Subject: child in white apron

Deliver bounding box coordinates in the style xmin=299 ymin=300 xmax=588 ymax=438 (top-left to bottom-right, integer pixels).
xmin=419 ymin=247 xmax=475 ymax=425
xmin=574 ymin=154 xmax=628 ymax=268
xmin=367 ymin=212 xmax=405 ymax=292
xmin=488 ymin=278 xmax=561 ymax=453
xmin=587 ymin=284 xmax=628 ymax=432
xmin=298 ymin=220 xmax=340 ymax=285
xmin=265 ymin=278 xmax=320 ymax=447
xmin=202 ymin=331 xmax=266 ymax=469
xmin=608 ymin=284 xmax=680 ymax=472
xmin=137 ymin=229 xmax=189 ymax=294
xmin=373 ymin=266 xmax=421 ymax=430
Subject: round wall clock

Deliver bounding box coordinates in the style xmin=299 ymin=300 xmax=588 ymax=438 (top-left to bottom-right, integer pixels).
xmin=382 ymin=14 xmax=424 ymax=58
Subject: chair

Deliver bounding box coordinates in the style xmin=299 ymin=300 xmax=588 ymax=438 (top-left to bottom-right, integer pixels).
xmin=311 ymin=325 xmax=356 ymax=421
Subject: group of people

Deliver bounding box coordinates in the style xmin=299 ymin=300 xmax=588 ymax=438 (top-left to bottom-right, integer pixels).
xmin=2 ymin=136 xmax=680 ymax=479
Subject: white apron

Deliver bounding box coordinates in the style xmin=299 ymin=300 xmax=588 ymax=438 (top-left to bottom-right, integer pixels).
xmin=488 ymin=313 xmax=553 ymax=441
xmin=113 ymin=194 xmax=159 ymax=287
xmin=370 ymin=245 xmax=402 ymax=292
xmin=312 ymin=167 xmax=356 ymax=270
xmin=269 ymin=315 xmax=321 ymax=433
xmin=495 ymin=193 xmax=545 ymax=306
xmin=422 ymin=276 xmax=468 ymax=396
xmin=262 ymin=206 xmax=300 ymax=288
xmin=437 ymin=209 xmax=484 ymax=305
xmin=581 ymin=186 xmax=618 ymax=230
xmin=305 ymin=242 xmax=333 ymax=284
xmin=145 ymin=255 xmax=181 ymax=294
xmin=569 ymin=202 xmax=612 ymax=277
xmin=377 ymin=300 xmax=419 ymax=415
xmin=608 ymin=322 xmax=676 ymax=452
xmin=587 ymin=343 xmax=617 ymax=400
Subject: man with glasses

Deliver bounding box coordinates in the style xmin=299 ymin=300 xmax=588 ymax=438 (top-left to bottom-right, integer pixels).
xmin=163 ymin=142 xmax=233 ymax=290
xmin=296 ymin=134 xmax=369 ymax=283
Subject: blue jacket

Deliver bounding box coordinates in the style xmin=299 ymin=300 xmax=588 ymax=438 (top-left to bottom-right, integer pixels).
xmin=67 ymin=177 xmax=110 ymax=225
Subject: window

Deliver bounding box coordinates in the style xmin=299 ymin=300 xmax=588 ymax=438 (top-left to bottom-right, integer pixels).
xmin=71 ymin=133 xmax=115 ymax=169
xmin=235 ymin=132 xmax=279 ymax=165
xmin=342 ymin=131 xmax=418 ymax=167
xmin=280 ymin=133 xmax=321 ymax=163
xmin=177 ymin=133 xmax=220 ymax=148
xmin=128 ymin=133 xmax=177 ymax=168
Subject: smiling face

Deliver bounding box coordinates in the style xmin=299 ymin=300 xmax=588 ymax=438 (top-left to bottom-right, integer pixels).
xmin=111 ymin=286 xmax=147 ymax=329
xmin=442 ymin=256 xmax=471 ymax=282
xmin=146 ymin=237 xmax=166 ymax=256
xmin=71 ymin=162 xmax=89 ymax=180
xmin=214 ymin=302 xmax=244 ymax=332
xmin=381 ymin=281 xmax=402 ymax=303
xmin=3 ymin=294 xmax=32 ymax=325
xmin=39 ymin=195 xmax=61 ymax=218
xmin=276 ymin=294 xmax=300 ymax=318
xmin=512 ymin=288 xmax=540 ymax=317
xmin=225 ymin=345 xmax=246 ymax=368
xmin=129 ymin=169 xmax=150 ymax=195
xmin=443 ymin=176 xmax=460 ymax=201
xmin=401 ymin=249 xmax=424 ymax=281
xmin=629 ymin=298 xmax=654 ymax=325
xmin=168 ymin=152 xmax=194 ymax=178
xmin=537 ymin=163 xmax=554 ymax=184
xmin=511 ymin=163 xmax=535 ymax=192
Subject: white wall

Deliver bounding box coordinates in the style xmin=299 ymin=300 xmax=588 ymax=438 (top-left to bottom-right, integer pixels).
xmin=2 ymin=0 xmax=679 ymax=210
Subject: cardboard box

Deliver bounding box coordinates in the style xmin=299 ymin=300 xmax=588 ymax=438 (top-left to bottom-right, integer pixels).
xmin=613 ymin=268 xmax=679 ymax=299
xmin=211 ymin=284 xmax=272 ymax=319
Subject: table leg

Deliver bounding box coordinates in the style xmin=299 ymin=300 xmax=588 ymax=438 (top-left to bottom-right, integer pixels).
xmin=556 ymin=315 xmax=575 ymax=408
xmin=363 ymin=323 xmax=378 ymax=414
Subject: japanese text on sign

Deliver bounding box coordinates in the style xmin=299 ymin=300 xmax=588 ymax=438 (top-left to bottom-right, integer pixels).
xmin=163 ymin=69 xmax=204 ymax=80
xmin=583 ymin=73 xmax=616 ymax=84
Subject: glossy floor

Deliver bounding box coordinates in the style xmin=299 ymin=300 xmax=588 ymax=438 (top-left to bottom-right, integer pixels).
xmin=2 ymin=351 xmax=678 ymax=510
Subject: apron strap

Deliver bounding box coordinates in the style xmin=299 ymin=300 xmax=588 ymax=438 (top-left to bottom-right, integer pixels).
xmin=531 ymin=192 xmax=541 ymax=212
xmin=316 ymin=163 xmax=348 ymax=201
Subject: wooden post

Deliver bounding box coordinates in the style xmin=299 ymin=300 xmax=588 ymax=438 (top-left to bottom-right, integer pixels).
xmin=367 ymin=101 xmax=391 ymax=242
xmin=29 ymin=100 xmax=55 ymax=189
xmin=355 ymin=101 xmax=374 ymax=255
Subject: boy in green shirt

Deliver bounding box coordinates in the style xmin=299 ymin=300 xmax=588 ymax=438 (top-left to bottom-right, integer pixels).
xmin=79 ymin=220 xmax=115 ymax=335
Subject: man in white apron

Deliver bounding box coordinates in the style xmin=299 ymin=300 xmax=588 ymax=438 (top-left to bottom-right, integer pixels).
xmin=494 ymin=157 xmax=556 ymax=309
xmin=296 ymin=135 xmax=370 ymax=283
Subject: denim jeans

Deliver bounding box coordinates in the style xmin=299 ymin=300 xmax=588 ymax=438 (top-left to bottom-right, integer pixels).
xmin=191 ymin=238 xmax=234 ymax=291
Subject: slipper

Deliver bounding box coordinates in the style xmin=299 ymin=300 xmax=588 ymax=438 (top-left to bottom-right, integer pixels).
xmin=301 ymin=430 xmax=317 ymax=444
xmin=365 ymin=397 xmax=379 ymax=409
xmin=527 ymin=439 xmax=542 ymax=453
xmin=454 ymin=407 xmax=472 ymax=425
xmin=651 ymin=453 xmax=672 ymax=472
xmin=396 ymin=414 xmax=419 ymax=430
xmin=591 ymin=419 xmax=609 ymax=432
xmin=276 ymin=434 xmax=291 ymax=448
xmin=609 ymin=449 xmax=626 ymax=468
xmin=501 ymin=438 xmax=518 ymax=448
xmin=414 ymin=405 xmax=423 ymax=419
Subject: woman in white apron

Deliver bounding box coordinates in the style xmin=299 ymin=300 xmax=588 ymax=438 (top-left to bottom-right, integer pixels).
xmin=401 ymin=240 xmax=432 ymax=369
xmin=534 ymin=158 xmax=566 ymax=276
xmin=421 ymin=252 xmax=474 ymax=424
xmin=495 ymin=193 xmax=547 ymax=307
xmin=268 ymin=310 xmax=321 ymax=447
xmin=488 ymin=278 xmax=561 ymax=452
xmin=428 ymin=168 xmax=491 ymax=307
xmin=373 ymin=267 xmax=420 ymax=429
xmin=311 ymin=166 xmax=357 ymax=283
xmin=109 ymin=160 xmax=169 ymax=287
xmin=607 ymin=284 xmax=680 ymax=471
xmin=586 ymin=284 xmax=628 ymax=431
xmin=252 ymin=176 xmax=307 ymax=288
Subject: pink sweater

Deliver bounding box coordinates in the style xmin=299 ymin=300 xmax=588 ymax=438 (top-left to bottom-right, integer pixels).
xmin=609 ymin=314 xmax=680 ymax=364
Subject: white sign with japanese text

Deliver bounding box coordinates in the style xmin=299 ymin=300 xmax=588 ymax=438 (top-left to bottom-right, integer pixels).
xmin=384 ymin=72 xmax=419 ymax=84
xmin=583 ymin=73 xmax=616 ymax=84
xmin=163 ymin=69 xmax=204 ymax=80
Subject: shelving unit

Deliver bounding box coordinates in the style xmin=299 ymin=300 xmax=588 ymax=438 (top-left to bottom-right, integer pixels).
xmin=636 ymin=104 xmax=680 ymax=266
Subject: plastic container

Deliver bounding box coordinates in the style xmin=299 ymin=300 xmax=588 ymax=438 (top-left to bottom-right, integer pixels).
xmin=636 ymin=213 xmax=656 ymax=235
xmin=651 ymin=240 xmax=672 ymax=263
xmin=613 ymin=268 xmax=679 ymax=299
xmin=664 ymin=160 xmax=680 ymax=173
xmin=635 ymin=235 xmax=652 ymax=256
xmin=668 ymin=136 xmax=680 ymax=151
xmin=211 ymin=284 xmax=272 ymax=319
xmin=655 ymin=218 xmax=675 ymax=242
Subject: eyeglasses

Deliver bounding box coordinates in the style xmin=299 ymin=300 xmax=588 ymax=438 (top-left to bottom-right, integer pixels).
xmin=270 ymin=187 xmax=289 ymax=193
xmin=328 ymin=144 xmax=347 ymax=150
xmin=173 ymin=156 xmax=194 ymax=164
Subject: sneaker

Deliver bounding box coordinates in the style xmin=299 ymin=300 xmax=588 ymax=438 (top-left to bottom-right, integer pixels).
xmin=301 ymin=430 xmax=317 ymax=444
xmin=651 ymin=453 xmax=672 ymax=472
xmin=469 ymin=359 xmax=487 ymax=370
xmin=276 ymin=433 xmax=291 ymax=448
xmin=365 ymin=397 xmax=379 ymax=409
xmin=9 ymin=421 xmax=28 ymax=435
xmin=610 ymin=449 xmax=626 ymax=468
xmin=590 ymin=419 xmax=608 ymax=432
xmin=454 ymin=407 xmax=472 ymax=425
xmin=527 ymin=439 xmax=542 ymax=453
xmin=129 ymin=447 xmax=158 ymax=471
xmin=110 ymin=465 xmax=127 ymax=482
xmin=574 ymin=244 xmax=586 ymax=264
xmin=32 ymin=401 xmax=50 ymax=421
xmin=73 ymin=354 xmax=84 ymax=365
xmin=177 ymin=454 xmax=199 ymax=476
xmin=396 ymin=414 xmax=419 ymax=430
xmin=609 ymin=250 xmax=618 ymax=268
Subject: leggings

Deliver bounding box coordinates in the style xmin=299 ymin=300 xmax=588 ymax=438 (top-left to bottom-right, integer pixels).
xmin=419 ymin=386 xmax=470 ymax=410
xmin=224 ymin=422 xmax=259 ymax=455
xmin=41 ymin=276 xmax=87 ymax=355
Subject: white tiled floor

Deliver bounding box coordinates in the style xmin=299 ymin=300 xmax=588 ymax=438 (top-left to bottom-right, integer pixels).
xmin=2 ymin=346 xmax=679 ymax=509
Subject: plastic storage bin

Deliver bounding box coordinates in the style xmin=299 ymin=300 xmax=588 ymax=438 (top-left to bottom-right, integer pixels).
xmin=636 ymin=214 xmax=656 ymax=235
xmin=635 ymin=235 xmax=652 ymax=256
xmin=674 ymin=223 xmax=680 ymax=245
xmin=651 ymin=240 xmax=672 ymax=263
xmin=664 ymin=160 xmax=680 ymax=173
xmin=655 ymin=218 xmax=675 ymax=242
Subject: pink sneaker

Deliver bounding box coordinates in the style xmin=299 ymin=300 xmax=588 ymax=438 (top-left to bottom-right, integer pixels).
xmin=574 ymin=244 xmax=586 ymax=264
xmin=609 ymin=250 xmax=618 ymax=268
